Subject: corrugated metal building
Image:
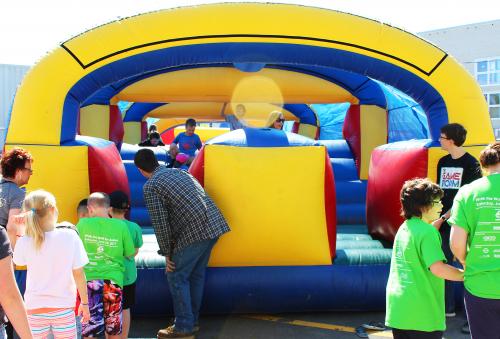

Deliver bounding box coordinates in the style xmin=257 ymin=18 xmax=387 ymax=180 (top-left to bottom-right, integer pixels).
xmin=0 ymin=64 xmax=29 ymax=149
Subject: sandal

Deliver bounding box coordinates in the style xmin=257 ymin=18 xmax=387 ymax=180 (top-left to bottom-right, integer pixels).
xmin=355 ymin=326 xmax=368 ymax=338
xmin=362 ymin=321 xmax=386 ymax=331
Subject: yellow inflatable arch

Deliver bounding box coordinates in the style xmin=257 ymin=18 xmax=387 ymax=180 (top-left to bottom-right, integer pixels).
xmin=6 ymin=3 xmax=493 ymax=222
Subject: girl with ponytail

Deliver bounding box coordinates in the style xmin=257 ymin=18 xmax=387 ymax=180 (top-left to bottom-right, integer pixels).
xmin=12 ymin=190 xmax=90 ymax=338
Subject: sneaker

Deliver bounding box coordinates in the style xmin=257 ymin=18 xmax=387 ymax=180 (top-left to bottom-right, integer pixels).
xmin=461 ymin=322 xmax=470 ymax=334
xmin=157 ymin=326 xmax=195 ymax=339
xmin=445 ymin=312 xmax=456 ymax=317
xmin=193 ymin=325 xmax=200 ymax=333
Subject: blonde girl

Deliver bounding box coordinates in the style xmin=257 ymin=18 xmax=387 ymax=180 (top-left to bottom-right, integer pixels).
xmin=12 ymin=190 xmax=90 ymax=338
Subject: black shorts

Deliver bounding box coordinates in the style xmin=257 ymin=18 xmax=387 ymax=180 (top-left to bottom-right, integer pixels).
xmin=122 ymin=282 xmax=136 ymax=310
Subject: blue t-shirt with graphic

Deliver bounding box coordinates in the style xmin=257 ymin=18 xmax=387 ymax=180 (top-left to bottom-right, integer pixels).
xmin=173 ymin=132 xmax=202 ymax=156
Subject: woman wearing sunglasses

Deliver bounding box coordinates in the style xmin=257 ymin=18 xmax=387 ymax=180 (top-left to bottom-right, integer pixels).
xmin=266 ymin=111 xmax=285 ymax=130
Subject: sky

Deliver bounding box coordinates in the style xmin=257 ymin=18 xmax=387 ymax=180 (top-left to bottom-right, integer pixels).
xmin=0 ymin=0 xmax=499 ymax=65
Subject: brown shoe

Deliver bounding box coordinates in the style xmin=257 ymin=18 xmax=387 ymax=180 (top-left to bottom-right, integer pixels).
xmin=157 ymin=325 xmax=195 ymax=338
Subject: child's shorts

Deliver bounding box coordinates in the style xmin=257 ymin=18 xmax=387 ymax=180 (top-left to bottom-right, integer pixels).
xmin=81 ymin=280 xmax=123 ymax=337
xmin=27 ymin=308 xmax=76 ymax=339
xmin=123 ymin=282 xmax=136 ymax=310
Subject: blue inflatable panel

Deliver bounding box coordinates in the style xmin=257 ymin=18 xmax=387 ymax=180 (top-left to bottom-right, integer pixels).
xmin=130 ymin=207 xmax=151 ymax=226
xmin=206 ymin=128 xmax=318 ymax=147
xmin=337 ymin=224 xmax=369 ymax=234
xmin=331 ymin=158 xmax=358 ymax=181
xmin=335 ymin=180 xmax=367 ymax=204
xmin=139 ymin=226 xmax=155 ymax=235
xmin=336 ymin=233 xmax=372 ymax=241
xmin=132 ymin=264 xmax=390 ymax=315
xmin=317 ymin=140 xmax=352 ymax=159
xmin=129 ymin=181 xmax=145 ymax=207
xmin=334 ymin=249 xmax=392 ymax=265
xmin=120 ymin=143 xmax=170 ymax=162
xmin=336 ymin=240 xmax=383 ymax=249
xmin=337 ymin=204 xmax=366 ymax=225
xmin=244 ymin=128 xmax=290 ymax=147
xmin=122 ymin=160 xmax=146 ymax=183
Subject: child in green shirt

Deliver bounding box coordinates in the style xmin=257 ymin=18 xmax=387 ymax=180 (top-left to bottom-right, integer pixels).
xmin=77 ymin=192 xmax=135 ymax=339
xmin=386 ymin=178 xmax=463 ymax=339
xmin=109 ymin=191 xmax=143 ymax=339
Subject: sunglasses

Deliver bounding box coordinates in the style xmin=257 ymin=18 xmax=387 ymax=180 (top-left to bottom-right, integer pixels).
xmin=276 ymin=118 xmax=285 ymax=123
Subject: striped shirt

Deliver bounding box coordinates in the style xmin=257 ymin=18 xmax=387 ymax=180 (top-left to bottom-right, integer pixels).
xmin=143 ymin=166 xmax=230 ymax=257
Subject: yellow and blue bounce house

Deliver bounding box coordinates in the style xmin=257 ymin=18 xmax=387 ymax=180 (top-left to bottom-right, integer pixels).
xmin=6 ymin=3 xmax=494 ymax=314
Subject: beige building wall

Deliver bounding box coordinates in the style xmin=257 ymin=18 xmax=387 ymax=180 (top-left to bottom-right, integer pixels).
xmin=419 ymin=20 xmax=500 ymax=139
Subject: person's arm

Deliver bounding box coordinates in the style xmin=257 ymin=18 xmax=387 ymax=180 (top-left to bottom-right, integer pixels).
xmin=195 ymin=135 xmax=202 ymax=150
xmin=450 ymin=225 xmax=468 ymax=267
xmin=447 ymin=189 xmax=470 ymax=267
xmin=469 ymin=157 xmax=483 ymax=181
xmin=143 ymin=184 xmax=173 ymax=258
xmin=429 ymin=261 xmax=463 ymax=281
xmin=122 ymin=224 xmax=135 ymax=258
xmin=72 ymin=267 xmax=89 ymax=323
xmin=0 ymin=255 xmax=32 ymax=338
xmin=6 ymin=208 xmax=22 ymax=249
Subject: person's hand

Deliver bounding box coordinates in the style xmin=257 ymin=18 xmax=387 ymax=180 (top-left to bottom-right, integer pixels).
xmin=78 ymin=303 xmax=90 ymax=323
xmin=10 ymin=212 xmax=28 ymax=236
xmin=166 ymin=256 xmax=176 ymax=272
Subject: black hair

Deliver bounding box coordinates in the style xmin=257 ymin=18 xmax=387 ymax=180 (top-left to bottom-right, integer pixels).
xmin=186 ymin=118 xmax=196 ymax=127
xmin=440 ymin=123 xmax=467 ymax=146
xmin=149 ymin=132 xmax=161 ymax=139
xmin=134 ymin=148 xmax=160 ymax=173
xmin=400 ymin=178 xmax=443 ymax=219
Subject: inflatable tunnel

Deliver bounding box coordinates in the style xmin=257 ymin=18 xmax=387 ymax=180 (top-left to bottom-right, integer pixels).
xmin=5 ymin=3 xmax=495 ymax=313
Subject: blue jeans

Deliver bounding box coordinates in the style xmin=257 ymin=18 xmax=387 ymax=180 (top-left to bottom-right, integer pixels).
xmin=440 ymin=222 xmax=456 ymax=313
xmin=167 ymin=238 xmax=217 ymax=333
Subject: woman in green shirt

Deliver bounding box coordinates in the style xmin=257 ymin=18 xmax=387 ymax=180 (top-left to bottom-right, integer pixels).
xmin=386 ymin=178 xmax=464 ymax=339
xmin=449 ymin=142 xmax=500 ymax=339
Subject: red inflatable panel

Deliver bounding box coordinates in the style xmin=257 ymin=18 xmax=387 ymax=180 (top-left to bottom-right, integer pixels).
xmin=188 ymin=147 xmax=205 ymax=187
xmin=343 ymin=105 xmax=361 ymax=176
xmin=140 ymin=121 xmax=148 ymax=141
xmin=88 ymin=143 xmax=130 ymax=197
xmin=109 ymin=105 xmax=124 ymax=147
xmin=324 ymin=149 xmax=337 ymax=259
xmin=366 ymin=145 xmax=428 ymax=241
xmin=161 ymin=128 xmax=175 ymax=145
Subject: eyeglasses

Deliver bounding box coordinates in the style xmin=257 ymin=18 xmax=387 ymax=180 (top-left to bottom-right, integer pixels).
xmin=439 ymin=135 xmax=450 ymax=140
xmin=276 ymin=118 xmax=285 ymax=123
xmin=23 ymin=168 xmax=33 ymax=174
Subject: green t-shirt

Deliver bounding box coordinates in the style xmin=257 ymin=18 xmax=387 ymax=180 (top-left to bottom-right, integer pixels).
xmin=386 ymin=217 xmax=447 ymax=331
xmin=448 ymin=174 xmax=500 ymax=299
xmin=77 ymin=217 xmax=135 ymax=287
xmin=123 ymin=220 xmax=143 ymax=286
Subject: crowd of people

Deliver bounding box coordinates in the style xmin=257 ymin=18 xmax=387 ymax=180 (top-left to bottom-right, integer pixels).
xmin=0 ymin=120 xmax=498 ymax=339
